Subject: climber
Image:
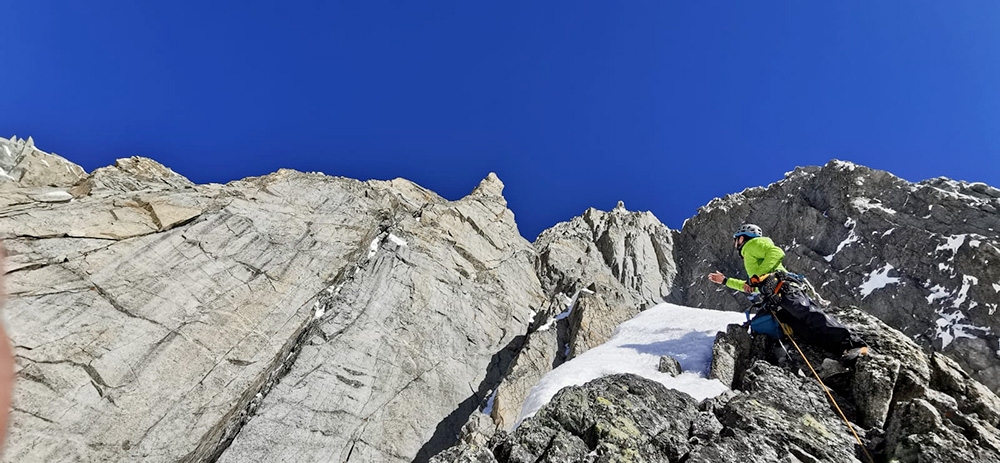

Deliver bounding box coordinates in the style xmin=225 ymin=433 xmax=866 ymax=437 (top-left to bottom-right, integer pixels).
xmin=707 ymin=224 xmax=868 ymax=362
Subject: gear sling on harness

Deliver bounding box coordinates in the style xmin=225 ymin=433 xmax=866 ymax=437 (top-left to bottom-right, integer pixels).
xmin=743 ymin=273 xmax=789 ymax=339
xmin=744 ymin=272 xmax=875 ymax=463
xmin=745 ymin=272 xmax=863 ymax=351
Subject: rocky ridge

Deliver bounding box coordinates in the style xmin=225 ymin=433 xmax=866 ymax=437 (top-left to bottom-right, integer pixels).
xmin=435 ymin=307 xmax=1000 ymax=462
xmin=2 ymin=136 xmax=999 ymax=462
xmin=1 ymin=137 xmax=542 ymax=462
xmin=488 ymin=201 xmax=679 ymax=429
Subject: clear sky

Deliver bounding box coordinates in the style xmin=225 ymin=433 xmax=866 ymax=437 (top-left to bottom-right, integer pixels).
xmin=3 ymin=2 xmax=998 ymax=239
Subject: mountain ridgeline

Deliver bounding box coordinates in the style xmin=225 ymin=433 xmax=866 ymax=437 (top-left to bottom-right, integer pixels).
xmin=2 ymin=135 xmax=999 ymax=462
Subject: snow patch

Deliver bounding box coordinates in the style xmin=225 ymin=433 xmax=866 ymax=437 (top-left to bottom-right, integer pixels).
xmin=388 ymin=233 xmax=407 ymax=247
xmin=537 ymin=288 xmax=593 ymax=332
xmin=785 ymin=238 xmax=799 ymax=251
xmin=832 ymin=160 xmax=858 ymax=171
xmin=926 ymin=285 xmax=950 ymax=304
xmin=993 ymin=283 xmax=1000 ymax=293
xmin=936 ymin=234 xmax=967 ymax=254
xmin=859 ymin=263 xmax=901 ymax=298
xmin=851 ymin=197 xmax=897 ymax=215
xmin=516 ymin=304 xmax=746 ymax=426
xmin=952 ymin=275 xmax=978 ymax=309
xmin=327 ymin=282 xmax=345 ymax=296
xmin=482 ymin=388 xmax=498 ymax=415
xmin=927 ymin=185 xmax=986 ymax=205
xmin=881 ymin=228 xmax=895 ymax=237
xmin=365 ymin=233 xmax=405 ymax=259
xmin=824 ymin=218 xmax=859 ymax=262
xmin=935 ymin=309 xmax=988 ymax=349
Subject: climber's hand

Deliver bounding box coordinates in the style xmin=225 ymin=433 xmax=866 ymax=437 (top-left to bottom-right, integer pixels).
xmin=708 ymin=271 xmax=725 ymax=284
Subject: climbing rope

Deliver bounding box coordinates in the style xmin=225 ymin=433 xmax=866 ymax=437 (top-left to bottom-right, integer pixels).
xmin=778 ymin=322 xmax=875 ymax=463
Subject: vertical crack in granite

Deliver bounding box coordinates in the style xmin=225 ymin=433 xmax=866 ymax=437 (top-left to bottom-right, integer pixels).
xmin=191 ymin=250 xmax=373 ymax=462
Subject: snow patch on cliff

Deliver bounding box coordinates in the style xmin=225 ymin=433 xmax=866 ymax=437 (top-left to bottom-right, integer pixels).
xmin=516 ymin=304 xmax=745 ymax=426
xmin=824 ymin=218 xmax=859 ymax=262
xmin=859 ymin=263 xmax=901 ymax=298
xmin=936 ymin=308 xmax=990 ymax=349
xmin=936 ymin=234 xmax=967 ymax=255
xmin=852 ymin=197 xmax=897 ymax=215
xmin=952 ymin=275 xmax=978 ymax=309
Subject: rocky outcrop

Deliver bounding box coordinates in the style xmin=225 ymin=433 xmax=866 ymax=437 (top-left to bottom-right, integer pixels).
xmin=487 ymin=202 xmax=678 ymax=430
xmin=86 ymin=156 xmax=196 ymax=193
xmin=0 ymin=136 xmax=86 ymax=188
xmin=217 ymin=174 xmax=544 ymax=463
xmin=435 ymin=306 xmax=1000 ymax=463
xmin=535 ymin=201 xmax=678 ymax=318
xmin=1 ymin=137 xmax=544 ymax=462
xmin=673 ymin=161 xmax=1000 ymax=392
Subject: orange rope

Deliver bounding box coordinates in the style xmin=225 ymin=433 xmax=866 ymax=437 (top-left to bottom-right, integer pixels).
xmin=779 ymin=322 xmax=875 ymax=463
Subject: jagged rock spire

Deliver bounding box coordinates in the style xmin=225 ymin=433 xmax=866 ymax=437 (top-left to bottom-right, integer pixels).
xmin=470 ymin=172 xmax=505 ymax=198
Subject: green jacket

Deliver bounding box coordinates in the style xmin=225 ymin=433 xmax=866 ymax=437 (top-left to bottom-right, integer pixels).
xmin=725 ymin=236 xmax=787 ymax=291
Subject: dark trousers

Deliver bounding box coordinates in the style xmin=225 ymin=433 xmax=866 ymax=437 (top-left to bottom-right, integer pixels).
xmin=773 ymin=288 xmax=865 ymax=353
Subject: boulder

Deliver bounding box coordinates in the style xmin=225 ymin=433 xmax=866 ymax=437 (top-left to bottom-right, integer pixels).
xmin=658 ymin=355 xmax=682 ymax=376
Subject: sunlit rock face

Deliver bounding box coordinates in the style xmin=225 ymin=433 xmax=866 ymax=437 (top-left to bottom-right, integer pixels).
xmin=1 ymin=136 xmax=543 ymax=463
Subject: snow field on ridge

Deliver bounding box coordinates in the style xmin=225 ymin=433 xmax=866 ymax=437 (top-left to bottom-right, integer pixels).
xmin=516 ymin=303 xmax=747 ymax=426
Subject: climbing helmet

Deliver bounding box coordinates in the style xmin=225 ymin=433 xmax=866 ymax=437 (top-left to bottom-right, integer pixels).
xmin=733 ymin=223 xmax=762 ymax=239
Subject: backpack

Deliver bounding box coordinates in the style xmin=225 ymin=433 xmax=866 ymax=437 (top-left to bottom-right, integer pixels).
xmin=746 ymin=310 xmax=783 ymax=339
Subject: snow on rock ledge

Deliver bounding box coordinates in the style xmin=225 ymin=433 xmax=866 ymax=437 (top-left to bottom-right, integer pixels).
xmin=515 ymin=304 xmax=745 ymax=426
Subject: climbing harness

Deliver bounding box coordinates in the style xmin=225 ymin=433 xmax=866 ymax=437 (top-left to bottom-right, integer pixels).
xmin=778 ymin=321 xmax=875 ymax=463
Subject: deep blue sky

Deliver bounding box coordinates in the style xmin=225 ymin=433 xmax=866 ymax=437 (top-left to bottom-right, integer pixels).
xmin=3 ymin=2 xmax=998 ymax=239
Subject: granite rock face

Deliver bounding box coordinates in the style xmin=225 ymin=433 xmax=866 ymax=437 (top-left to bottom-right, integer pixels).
xmin=217 ymin=173 xmax=545 ymax=463
xmin=487 ymin=202 xmax=679 ymax=430
xmin=1 ymin=137 xmax=543 ymax=462
xmin=673 ymin=160 xmax=1000 ymax=392
xmin=535 ymin=201 xmax=678 ymax=358
xmin=0 ymin=136 xmax=86 ymax=188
